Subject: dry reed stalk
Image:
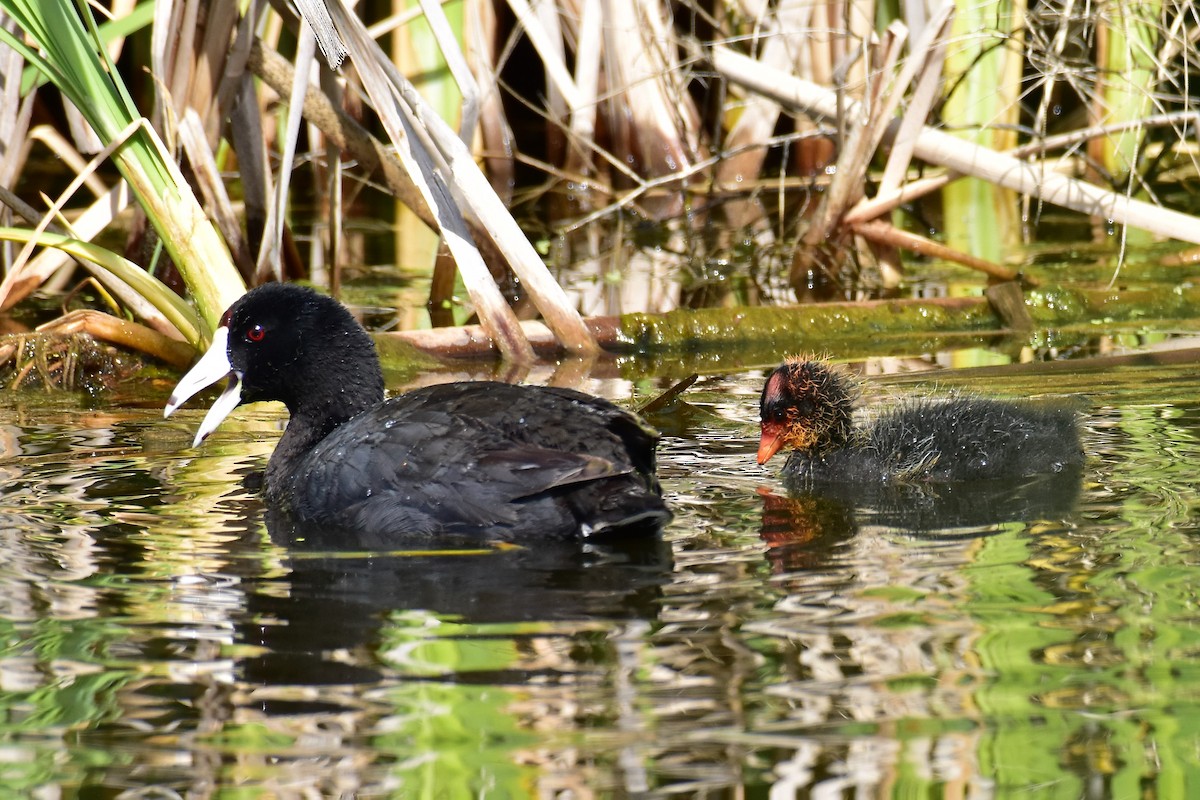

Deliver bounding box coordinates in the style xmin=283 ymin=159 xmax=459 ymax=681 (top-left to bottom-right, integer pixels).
xmin=152 ymin=0 xmax=196 ymax=129
xmin=0 ymin=14 xmax=28 ymax=187
xmin=225 ymin=4 xmax=274 ymax=270
xmin=714 ymin=0 xmax=811 ymax=227
xmin=248 ymin=39 xmax=515 ymax=272
xmin=293 ymin=0 xmax=346 ymax=68
xmin=849 ymin=2 xmax=952 ymax=286
xmin=1090 ymin=2 xmax=1161 ymax=180
xmin=177 ymin=110 xmax=254 ymax=276
xmin=635 ymin=0 xmax=702 ymax=154
xmin=708 ymin=42 xmax=1200 ymax=246
xmin=61 ymin=100 xmax=102 ymax=155
xmin=26 ymin=127 xmax=109 ymax=197
xmin=258 ymin=19 xmax=316 ymax=284
xmin=564 ymin=0 xmax=602 ymax=175
xmin=151 ymin=0 xmax=240 ymax=142
xmin=1162 ymin=246 xmax=1200 ymax=267
xmin=801 ymin=22 xmax=907 ymax=247
xmin=8 ymin=122 xmax=191 ymax=335
xmin=334 ymin=2 xmax=603 ymax=356
xmin=465 ymin=0 xmax=515 ymax=198
xmin=192 ymin=2 xmax=246 ymax=141
xmin=37 ymin=309 xmax=194 ymax=368
xmin=846 ymin=0 xmax=875 ymax=92
xmin=600 ymin=0 xmax=698 ymax=215
xmin=0 ymin=185 xmax=50 ymax=229
xmin=227 ymin=72 xmax=272 ymax=276
xmin=1028 ymin=0 xmax=1074 ymax=160
xmin=249 ymin=39 xmax=439 ymax=222
xmin=789 ymin=21 xmax=909 ymax=289
xmin=999 ymin=0 xmax=1027 ymax=153
xmin=790 ymin=0 xmax=835 ymax=175
xmin=317 ymin=66 xmax=345 ymax=295
xmin=532 ymin=0 xmax=569 ymax=164
xmin=850 ymin=220 xmax=1020 ymax=283
xmin=872 ymin=3 xmax=953 ymax=199
xmin=846 ymin=111 xmax=1200 ymax=227
xmin=150 ymin=0 xmax=274 ymax=287
xmin=0 ymin=12 xmax=28 ymax=272
xmin=325 ymin=1 xmax=538 ymax=361
xmin=506 ymin=0 xmax=583 ymax=111
xmin=8 ymin=126 xmax=122 ymax=308
xmin=411 ymin=0 xmax=480 ymax=142
xmin=843 ymin=173 xmax=949 ymax=226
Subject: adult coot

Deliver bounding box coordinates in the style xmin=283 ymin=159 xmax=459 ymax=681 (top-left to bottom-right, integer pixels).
xmin=164 ymin=284 xmax=671 ymax=540
xmin=758 ymin=358 xmax=1083 ymax=483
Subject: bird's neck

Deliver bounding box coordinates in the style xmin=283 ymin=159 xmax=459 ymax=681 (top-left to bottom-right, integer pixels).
xmin=265 ymin=378 xmax=383 ymax=499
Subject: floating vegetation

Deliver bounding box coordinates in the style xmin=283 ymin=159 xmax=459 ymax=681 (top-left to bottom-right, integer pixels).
xmin=0 ymin=331 xmax=134 ymax=393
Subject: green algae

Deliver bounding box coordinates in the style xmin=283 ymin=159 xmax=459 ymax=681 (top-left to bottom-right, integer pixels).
xmin=372 ymin=333 xmax=441 ymax=385
xmin=1027 ymin=284 xmax=1200 ymax=326
xmin=99 ymin=281 xmax=1200 ymax=391
xmin=618 ymin=298 xmax=1000 ymax=353
xmin=618 ymin=283 xmax=1200 ymax=359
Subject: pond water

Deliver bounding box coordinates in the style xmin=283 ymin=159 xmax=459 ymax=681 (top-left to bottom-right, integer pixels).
xmin=3 ymin=345 xmax=1200 ymax=798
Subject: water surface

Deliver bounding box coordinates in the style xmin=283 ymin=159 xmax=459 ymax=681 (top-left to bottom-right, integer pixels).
xmin=2 ymin=353 xmax=1200 ymax=797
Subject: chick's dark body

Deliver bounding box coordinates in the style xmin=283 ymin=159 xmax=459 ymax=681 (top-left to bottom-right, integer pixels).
xmin=783 ymin=396 xmax=1084 ymax=484
xmin=759 ymin=359 xmax=1084 ymax=485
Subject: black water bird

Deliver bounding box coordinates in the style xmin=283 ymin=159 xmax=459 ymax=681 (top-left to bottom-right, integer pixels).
xmin=164 ymin=283 xmax=670 ymax=540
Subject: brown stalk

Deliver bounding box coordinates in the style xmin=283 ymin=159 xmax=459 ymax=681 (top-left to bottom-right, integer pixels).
xmin=37 ymin=309 xmax=195 ymax=368
xmin=802 ymin=22 xmax=908 ymax=246
xmin=177 ymin=111 xmax=255 ymax=277
xmin=850 ymin=220 xmax=1024 ymax=284
xmin=322 ymin=2 xmax=538 ymax=362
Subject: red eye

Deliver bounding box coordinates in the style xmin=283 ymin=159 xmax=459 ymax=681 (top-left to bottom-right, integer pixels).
xmin=246 ymin=324 xmax=266 ymax=342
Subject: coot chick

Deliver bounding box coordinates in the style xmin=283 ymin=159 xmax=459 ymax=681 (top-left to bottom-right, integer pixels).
xmin=758 ymin=358 xmax=1083 ymax=483
xmin=164 ymin=284 xmax=670 ymax=540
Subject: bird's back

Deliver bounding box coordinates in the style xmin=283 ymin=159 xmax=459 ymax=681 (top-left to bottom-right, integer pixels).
xmin=786 ymin=397 xmax=1083 ymax=484
xmin=271 ymin=382 xmax=669 ymax=540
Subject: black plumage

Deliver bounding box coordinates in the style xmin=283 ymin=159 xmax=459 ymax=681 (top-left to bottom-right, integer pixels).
xmin=167 ymin=284 xmax=670 ymax=541
xmin=759 ymin=358 xmax=1084 ymax=484
xmin=276 ymin=382 xmax=667 ymax=537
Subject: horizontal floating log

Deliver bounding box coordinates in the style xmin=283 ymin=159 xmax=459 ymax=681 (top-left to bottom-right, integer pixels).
xmin=374 ymin=283 xmax=1200 ymax=363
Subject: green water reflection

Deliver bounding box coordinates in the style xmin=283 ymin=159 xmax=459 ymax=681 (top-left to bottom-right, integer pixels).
xmin=2 ymin=353 xmax=1200 ymax=796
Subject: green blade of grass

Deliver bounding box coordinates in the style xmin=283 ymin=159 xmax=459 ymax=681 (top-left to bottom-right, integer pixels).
xmin=0 ymin=227 xmax=204 ymax=347
xmin=0 ymin=0 xmax=244 ymax=339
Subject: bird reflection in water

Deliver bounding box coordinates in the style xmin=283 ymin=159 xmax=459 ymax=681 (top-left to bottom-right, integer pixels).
xmin=237 ymin=508 xmax=673 ymax=693
xmin=758 ymin=467 xmax=1084 ymax=573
